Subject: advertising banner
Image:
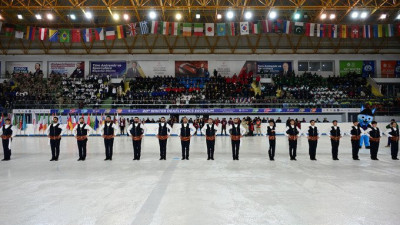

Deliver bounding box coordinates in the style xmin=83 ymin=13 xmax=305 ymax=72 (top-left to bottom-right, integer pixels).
xmin=6 ymin=61 xmax=44 ymax=75
xmin=175 ymin=61 xmax=209 ymax=77
xmin=126 ymin=61 xmax=174 ymax=78
xmin=256 ymin=61 xmax=292 ymax=75
xmin=90 ymin=61 xmax=126 ymax=78
xmin=339 ymin=60 xmax=375 ymax=77
xmin=381 ymin=60 xmax=400 ymax=78
xmin=48 ymin=61 xmax=85 ymax=78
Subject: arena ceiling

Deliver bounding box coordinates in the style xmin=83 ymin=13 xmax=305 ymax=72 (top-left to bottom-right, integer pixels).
xmin=0 ymin=0 xmax=399 ymax=27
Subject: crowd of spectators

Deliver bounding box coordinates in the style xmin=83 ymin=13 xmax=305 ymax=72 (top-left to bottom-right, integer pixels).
xmin=1 ymin=70 xmax=398 ymax=111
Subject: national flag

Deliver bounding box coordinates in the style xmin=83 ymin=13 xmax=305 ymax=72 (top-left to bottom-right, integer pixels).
xmin=15 ymin=30 xmax=24 ymax=39
xmin=4 ymin=25 xmax=14 ymax=37
xmin=377 ymin=24 xmax=383 ymax=38
xmin=384 ymin=24 xmax=394 ymax=37
xmin=151 ymin=21 xmax=159 ymax=34
xmin=58 ymin=114 xmax=62 ymax=124
xmin=331 ymin=24 xmax=338 ymax=38
xmin=128 ymin=23 xmax=137 ymax=36
xmin=363 ymin=25 xmax=371 ymax=38
xmin=67 ymin=115 xmax=73 ymax=130
xmin=282 ymin=21 xmax=291 ymax=34
xmin=71 ymin=29 xmax=81 ymax=42
xmin=0 ymin=114 xmax=4 ymax=127
xmin=205 ymin=23 xmax=214 ymax=36
xmin=161 ymin=22 xmax=169 ymax=35
xmin=49 ymin=29 xmax=59 ymax=42
xmin=139 ymin=21 xmax=149 ymax=34
xmin=351 ymin=25 xmax=359 ymax=38
xmin=26 ymin=26 xmax=36 ymax=40
xmin=240 ymin=22 xmax=249 ymax=35
xmin=294 ymin=22 xmax=304 ymax=35
xmin=87 ymin=114 xmax=91 ymax=125
xmin=325 ymin=24 xmax=332 ymax=37
xmin=217 ymin=23 xmax=226 ymax=36
xmin=305 ymin=23 xmax=315 ymax=36
xmin=116 ymin=25 xmax=125 ymax=39
xmin=251 ymin=22 xmax=260 ymax=34
xmin=90 ymin=115 xmax=95 ymax=128
xmin=82 ymin=28 xmax=92 ymax=42
xmin=39 ymin=28 xmax=48 ymax=41
xmin=274 ymin=20 xmax=283 ymax=33
xmin=38 ymin=114 xmax=43 ymax=131
xmin=193 ymin=23 xmax=204 ymax=36
xmin=317 ymin=24 xmax=324 ymax=37
xmin=105 ymin=27 xmax=116 ymax=40
xmin=340 ymin=25 xmax=347 ymax=38
xmin=22 ymin=114 xmax=27 ymax=131
xmin=12 ymin=114 xmax=18 ymax=127
xmin=32 ymin=113 xmax=36 ymax=128
xmin=397 ymin=24 xmax=400 ymax=37
xmin=171 ymin=22 xmax=181 ymax=35
xmin=94 ymin=116 xmax=99 ymax=130
xmin=19 ymin=115 xmax=22 ymax=130
xmin=59 ymin=29 xmax=70 ymax=42
xmin=372 ymin=24 xmax=379 ymax=38
xmin=183 ymin=23 xmax=192 ymax=36
xmin=73 ymin=115 xmax=77 ymax=128
xmin=227 ymin=22 xmax=235 ymax=36
xmin=95 ymin=28 xmax=104 ymax=41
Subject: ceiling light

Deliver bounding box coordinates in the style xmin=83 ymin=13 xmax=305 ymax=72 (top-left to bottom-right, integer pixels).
xmin=320 ymin=13 xmax=327 ymax=20
xmin=149 ymin=11 xmax=156 ymax=19
xmin=217 ymin=14 xmax=222 ymax=19
xmin=35 ymin=14 xmax=42 ymax=20
xmin=46 ymin=13 xmax=53 ymax=20
xmin=269 ymin=11 xmax=277 ymax=19
xmin=360 ymin=12 xmax=368 ymax=19
xmin=330 ymin=14 xmax=336 ymax=19
xmin=244 ymin=12 xmax=252 ymax=20
xmin=84 ymin=12 xmax=92 ymax=19
xmin=17 ymin=14 xmax=23 ymax=20
xmin=123 ymin=14 xmax=129 ymax=21
xmin=226 ymin=11 xmax=234 ymax=19
xmin=113 ymin=13 xmax=120 ymax=21
xmin=380 ymin=14 xmax=387 ymax=19
xmin=176 ymin=13 xmax=182 ymax=20
xmin=293 ymin=12 xmax=300 ymax=20
xmin=351 ymin=11 xmax=359 ymax=19
xmin=195 ymin=14 xmax=200 ymax=19
xmin=396 ymin=14 xmax=400 ymax=20
xmin=70 ymin=14 xmax=76 ymax=20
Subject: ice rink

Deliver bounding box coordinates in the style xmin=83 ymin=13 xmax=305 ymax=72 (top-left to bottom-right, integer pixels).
xmin=0 ymin=135 xmax=399 ymax=225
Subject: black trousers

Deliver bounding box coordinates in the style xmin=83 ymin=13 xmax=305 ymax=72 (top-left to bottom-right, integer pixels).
xmin=120 ymin=126 xmax=125 ymax=135
xmin=351 ymin=140 xmax=360 ymax=159
xmin=308 ymin=140 xmax=318 ymax=160
xmin=231 ymin=140 xmax=240 ymax=159
xmin=159 ymin=139 xmax=167 ymax=159
xmin=77 ymin=139 xmax=87 ymax=159
xmin=390 ymin=140 xmax=399 ymax=159
xmin=133 ymin=140 xmax=142 ymax=159
xmin=331 ymin=140 xmax=340 ymax=159
xmin=221 ymin=127 xmax=227 ymax=135
xmin=370 ymin=141 xmax=379 ymax=159
xmin=50 ymin=139 xmax=61 ymax=159
xmin=104 ymin=138 xmax=114 ymax=159
xmin=268 ymin=139 xmax=276 ymax=159
xmin=289 ymin=140 xmax=297 ymax=159
xmin=2 ymin=139 xmax=11 ymax=160
xmin=181 ymin=141 xmax=190 ymax=159
xmin=206 ymin=140 xmax=215 ymax=159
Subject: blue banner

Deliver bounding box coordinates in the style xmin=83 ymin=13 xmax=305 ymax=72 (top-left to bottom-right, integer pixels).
xmin=256 ymin=61 xmax=292 ymax=75
xmin=361 ymin=61 xmax=375 ymax=77
xmin=90 ymin=61 xmax=126 ymax=78
xmin=50 ymin=108 xmax=322 ymax=115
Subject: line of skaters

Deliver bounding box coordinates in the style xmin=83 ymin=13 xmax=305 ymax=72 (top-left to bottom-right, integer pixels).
xmin=0 ymin=117 xmax=399 ymax=162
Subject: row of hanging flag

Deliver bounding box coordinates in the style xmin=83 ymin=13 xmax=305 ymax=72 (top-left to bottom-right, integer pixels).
xmin=2 ymin=113 xmax=119 ymax=131
xmin=1 ymin=20 xmax=400 ymax=43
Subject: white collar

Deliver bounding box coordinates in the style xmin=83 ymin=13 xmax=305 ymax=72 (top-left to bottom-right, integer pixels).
xmin=310 ymin=126 xmax=315 ymax=128
xmin=161 ymin=123 xmax=165 ymax=126
xmin=393 ymin=127 xmax=397 ymax=130
xmin=183 ymin=123 xmax=188 ymax=127
xmin=269 ymin=126 xmax=274 ymax=128
xmin=134 ymin=123 xmax=139 ymax=126
xmin=290 ymin=125 xmax=295 ymax=128
xmin=4 ymin=124 xmax=11 ymax=128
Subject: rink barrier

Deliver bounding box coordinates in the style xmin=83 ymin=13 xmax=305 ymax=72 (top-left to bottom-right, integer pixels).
xmin=13 ymin=123 xmax=391 ymax=137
